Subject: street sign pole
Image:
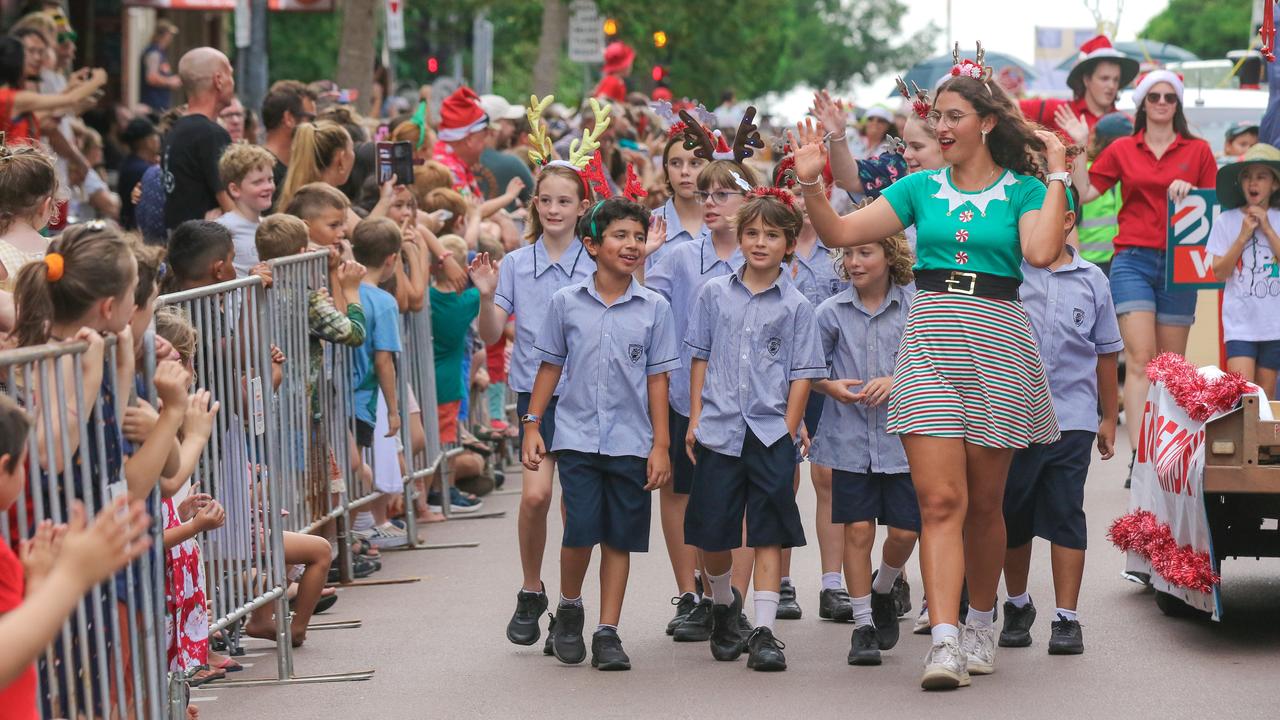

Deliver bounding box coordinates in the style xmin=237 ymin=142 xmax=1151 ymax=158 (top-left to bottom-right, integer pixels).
xmin=568 ymin=0 xmax=603 ymax=98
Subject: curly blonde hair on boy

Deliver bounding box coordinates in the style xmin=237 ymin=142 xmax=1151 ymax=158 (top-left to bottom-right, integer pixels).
xmin=831 ymin=231 xmax=915 ymax=287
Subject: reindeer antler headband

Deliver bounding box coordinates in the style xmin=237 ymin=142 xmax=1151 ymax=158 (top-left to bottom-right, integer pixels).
xmin=678 ymin=106 xmax=764 ymax=165
xmin=895 ymin=76 xmax=932 ymax=121
xmin=950 ymin=41 xmax=994 ymax=88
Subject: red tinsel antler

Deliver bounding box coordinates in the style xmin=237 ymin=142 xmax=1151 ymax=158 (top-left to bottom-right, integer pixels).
xmin=623 ymin=163 xmax=647 ymax=202
xmin=582 ymin=152 xmax=611 ymax=199
xmin=1262 ymin=0 xmax=1277 ymax=62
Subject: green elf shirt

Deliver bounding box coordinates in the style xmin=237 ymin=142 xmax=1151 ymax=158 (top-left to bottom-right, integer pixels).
xmin=882 ymin=167 xmax=1047 ymax=281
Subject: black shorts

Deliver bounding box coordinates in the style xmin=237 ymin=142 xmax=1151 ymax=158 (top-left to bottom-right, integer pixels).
xmin=684 ymin=431 xmax=806 ymax=552
xmin=557 ymin=450 xmax=651 ymax=552
xmin=516 ymin=392 xmax=559 ymax=450
xmin=668 ymin=408 xmax=695 ymax=495
xmin=355 ymin=419 xmax=374 ymax=449
xmin=1003 ymin=430 xmax=1094 ymax=550
xmin=831 ymin=469 xmax=920 ymax=531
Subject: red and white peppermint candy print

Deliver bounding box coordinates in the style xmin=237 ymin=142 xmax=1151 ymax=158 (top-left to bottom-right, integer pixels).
xmin=954 ymin=251 xmax=970 ymax=265
xmin=959 ymin=210 xmax=974 ymax=223
xmin=955 ymin=229 xmax=969 ymax=243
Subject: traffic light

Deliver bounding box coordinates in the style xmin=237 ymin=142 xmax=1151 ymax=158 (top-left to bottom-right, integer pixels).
xmin=653 ymin=30 xmax=667 ymax=48
xmin=603 ymin=18 xmax=618 ymax=37
xmin=426 ymin=56 xmax=439 ymax=74
xmin=651 ymin=64 xmax=665 ymax=82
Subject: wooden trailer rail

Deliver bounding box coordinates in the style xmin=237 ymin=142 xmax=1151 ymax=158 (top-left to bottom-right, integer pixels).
xmin=1203 ymin=397 xmax=1280 ymax=494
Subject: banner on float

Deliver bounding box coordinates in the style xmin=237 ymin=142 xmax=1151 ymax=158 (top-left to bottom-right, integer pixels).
xmin=1128 ymin=368 xmax=1228 ymax=618
xmin=1166 ymin=189 xmax=1227 ymax=291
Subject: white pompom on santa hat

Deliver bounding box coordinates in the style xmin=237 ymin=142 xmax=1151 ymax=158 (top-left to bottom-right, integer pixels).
xmin=437 ymin=86 xmax=489 ymax=142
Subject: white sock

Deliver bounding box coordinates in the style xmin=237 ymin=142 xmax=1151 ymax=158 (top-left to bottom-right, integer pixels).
xmin=931 ymin=623 xmax=960 ymax=644
xmin=781 ymin=576 xmax=792 ymax=587
xmin=352 ymin=511 xmax=374 ymax=532
xmin=968 ymin=606 xmax=996 ymax=627
xmin=851 ymin=593 xmax=873 ymax=627
xmin=821 ymin=572 xmax=844 ymax=591
xmin=596 ymin=624 xmax=618 ymax=634
xmin=754 ymin=590 xmax=780 ymax=631
xmin=1007 ymin=592 xmax=1032 ymax=609
xmin=707 ymin=570 xmax=734 ymax=606
xmin=871 ymin=562 xmax=903 ymax=594
xmin=559 ymin=594 xmax=582 ymax=608
xmin=1055 ymin=608 xmax=1078 ymax=622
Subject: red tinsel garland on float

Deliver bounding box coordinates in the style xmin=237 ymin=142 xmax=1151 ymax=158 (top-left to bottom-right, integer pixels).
xmin=1144 ymin=353 xmax=1253 ymax=422
xmin=1107 ymin=511 xmax=1219 ymax=593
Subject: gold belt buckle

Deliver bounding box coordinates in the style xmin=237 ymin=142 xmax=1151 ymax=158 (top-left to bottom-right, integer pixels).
xmin=945 ymin=271 xmax=977 ymax=295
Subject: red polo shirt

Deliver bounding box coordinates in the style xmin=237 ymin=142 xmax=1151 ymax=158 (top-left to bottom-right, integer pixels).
xmin=1088 ymin=130 xmax=1216 ymax=251
xmin=1019 ymin=97 xmax=1107 ymax=137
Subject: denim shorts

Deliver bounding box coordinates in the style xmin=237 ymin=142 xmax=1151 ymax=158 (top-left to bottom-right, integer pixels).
xmin=1108 ymin=247 xmax=1197 ymax=326
xmin=1225 ymin=339 xmax=1280 ymax=370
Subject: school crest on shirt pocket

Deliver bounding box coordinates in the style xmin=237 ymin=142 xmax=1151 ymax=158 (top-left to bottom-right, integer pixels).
xmin=767 ymin=337 xmax=782 ymax=357
xmin=1073 ymin=308 xmax=1085 ymax=327
xmin=829 ymin=279 xmax=842 ymax=295
xmin=628 ymin=343 xmax=644 ymax=365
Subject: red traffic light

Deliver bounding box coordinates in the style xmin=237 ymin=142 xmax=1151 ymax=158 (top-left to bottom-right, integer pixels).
xmin=427 ymin=56 xmax=439 ymax=73
xmin=651 ymin=64 xmax=665 ymax=82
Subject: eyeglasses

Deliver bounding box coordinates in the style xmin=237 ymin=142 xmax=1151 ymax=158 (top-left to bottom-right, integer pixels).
xmin=695 ymin=190 xmax=745 ymax=205
xmin=1145 ymin=92 xmax=1179 ymax=106
xmin=925 ymin=110 xmax=975 ymax=129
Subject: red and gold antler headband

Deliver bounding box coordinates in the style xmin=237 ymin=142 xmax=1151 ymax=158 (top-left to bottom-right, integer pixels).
xmin=895 ymin=76 xmax=932 ymax=120
xmin=950 ymin=41 xmax=993 ymax=83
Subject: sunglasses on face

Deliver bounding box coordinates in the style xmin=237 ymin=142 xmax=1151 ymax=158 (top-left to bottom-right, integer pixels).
xmin=1145 ymin=92 xmax=1179 ymax=106
xmin=56 ymin=31 xmax=77 ymax=44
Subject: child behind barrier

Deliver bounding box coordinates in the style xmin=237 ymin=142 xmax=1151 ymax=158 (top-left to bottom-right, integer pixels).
xmin=0 ymin=395 xmax=153 ymax=719
xmin=217 ymin=143 xmax=279 ymax=276
xmin=0 ymin=145 xmax=59 ymax=293
xmin=165 ymin=220 xmax=274 ymax=292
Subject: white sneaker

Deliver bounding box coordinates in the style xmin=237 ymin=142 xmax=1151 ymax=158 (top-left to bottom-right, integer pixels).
xmin=920 ymin=636 xmax=970 ymax=690
xmin=912 ymin=603 xmax=931 ymax=635
xmin=368 ymin=523 xmax=408 ymax=548
xmin=961 ymin=622 xmax=996 ymax=675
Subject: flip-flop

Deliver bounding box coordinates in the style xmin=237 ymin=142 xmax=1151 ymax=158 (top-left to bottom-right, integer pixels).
xmin=186 ymin=666 xmax=227 ymax=687
xmin=314 ymin=594 xmax=339 ymax=615
xmin=211 ymin=657 xmax=242 ymax=673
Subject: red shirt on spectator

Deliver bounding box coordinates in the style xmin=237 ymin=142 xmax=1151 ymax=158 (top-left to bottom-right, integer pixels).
xmin=1088 ymin=130 xmax=1217 ymax=251
xmin=432 ymin=142 xmax=483 ymax=200
xmin=486 ymin=336 xmax=508 ymax=383
xmin=1019 ymin=97 xmax=1109 ymax=137
xmin=0 ymin=539 xmax=38 ymax=720
xmin=0 ymin=88 xmax=40 ymax=143
xmin=593 ymin=75 xmax=627 ymax=103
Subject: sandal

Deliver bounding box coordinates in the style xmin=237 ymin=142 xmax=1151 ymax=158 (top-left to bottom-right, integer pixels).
xmin=210 ymin=656 xmax=242 ymax=673
xmin=186 ymin=665 xmax=227 ymax=687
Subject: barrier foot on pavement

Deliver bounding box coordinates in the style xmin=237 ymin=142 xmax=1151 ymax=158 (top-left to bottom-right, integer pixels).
xmin=210 ymin=669 xmax=376 ymax=688
xmin=443 ymin=510 xmax=507 ymax=521
xmin=326 ymin=577 xmax=423 ymax=589
xmin=385 ymin=541 xmax=481 ymax=551
xmin=307 ymin=619 xmax=362 ymax=630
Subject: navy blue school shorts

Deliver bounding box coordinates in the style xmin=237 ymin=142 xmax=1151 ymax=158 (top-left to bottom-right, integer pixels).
xmin=1003 ymin=430 xmax=1094 ymax=551
xmin=556 ymin=450 xmax=652 ymax=552
xmin=831 ymin=469 xmax=921 ymax=532
xmin=685 ymin=431 xmax=806 ymax=552
xmin=668 ymin=408 xmax=695 ymax=495
xmin=516 ymin=392 xmax=559 ymax=450
xmin=803 ymin=392 xmax=825 ymax=437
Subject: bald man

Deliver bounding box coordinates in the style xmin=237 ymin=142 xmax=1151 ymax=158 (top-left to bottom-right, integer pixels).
xmin=161 ymin=47 xmax=238 ymax=229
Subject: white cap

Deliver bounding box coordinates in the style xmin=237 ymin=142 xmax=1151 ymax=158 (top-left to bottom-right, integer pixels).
xmin=863 ymin=106 xmax=894 ymax=123
xmin=479 ymin=94 xmax=525 ymax=121
xmin=1132 ymin=70 xmax=1185 ymax=107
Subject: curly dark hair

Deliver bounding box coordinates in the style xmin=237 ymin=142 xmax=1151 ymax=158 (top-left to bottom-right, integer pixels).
xmin=935 ymin=75 xmax=1047 ymax=179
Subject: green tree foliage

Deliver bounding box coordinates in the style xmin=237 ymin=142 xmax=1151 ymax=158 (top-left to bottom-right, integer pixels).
xmin=1139 ymin=0 xmax=1253 ymax=60
xmin=265 ymin=0 xmax=932 ymax=107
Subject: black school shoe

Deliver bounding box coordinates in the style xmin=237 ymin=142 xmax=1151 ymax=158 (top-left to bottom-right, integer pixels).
xmin=892 ymin=575 xmax=913 ymax=617
xmin=592 ymin=628 xmax=632 ymax=670
xmin=776 ymin=579 xmax=802 ymax=620
xmin=847 ymin=625 xmax=882 ymax=666
xmin=1048 ymin=615 xmax=1084 ymax=655
xmin=543 ymin=614 xmax=556 ymax=655
xmin=737 ymin=612 xmax=753 ymax=652
xmin=999 ymin=599 xmax=1036 ymax=648
xmin=667 ymin=593 xmax=698 ymax=636
xmin=870 ymin=591 xmax=900 ymax=650
xmin=507 ymin=586 xmax=549 ymax=646
xmin=550 ymin=604 xmax=587 ymax=664
xmin=673 ymin=598 xmax=713 ymax=642
xmin=709 ymin=588 xmax=746 ymax=661
xmin=746 ymin=627 xmax=787 ymax=671
xmin=818 ymin=588 xmax=854 ymax=622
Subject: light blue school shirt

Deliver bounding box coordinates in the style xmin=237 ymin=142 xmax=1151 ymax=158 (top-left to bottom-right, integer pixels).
xmin=493 ymin=235 xmax=595 ymax=394
xmin=534 ymin=275 xmax=681 ymax=457
xmin=808 ymin=283 xmax=912 ymax=474
xmin=685 ymin=265 xmax=826 ymax=457
xmin=644 ymin=231 xmax=744 ymax=416
xmin=1019 ymin=248 xmax=1124 ymax=433
xmin=646 ymin=198 xmax=701 ymax=270
xmin=790 ymin=238 xmax=849 ymax=308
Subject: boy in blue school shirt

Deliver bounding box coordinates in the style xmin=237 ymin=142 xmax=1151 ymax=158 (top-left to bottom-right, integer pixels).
xmin=522 ymin=198 xmax=680 ymax=671
xmin=684 ymin=189 xmax=826 ymax=672
xmin=1000 ymin=189 xmax=1122 ymax=656
xmin=348 ymin=217 xmax=405 ymax=547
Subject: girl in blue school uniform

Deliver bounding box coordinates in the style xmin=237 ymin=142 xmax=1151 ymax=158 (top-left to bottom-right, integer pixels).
xmin=521 ymin=197 xmax=680 ymax=671
xmin=477 ymin=160 xmax=595 ymax=649
xmin=645 ymin=126 xmax=707 ymax=270
xmin=810 ymin=230 xmax=920 ymax=667
xmin=683 ymin=188 xmax=826 ymax=672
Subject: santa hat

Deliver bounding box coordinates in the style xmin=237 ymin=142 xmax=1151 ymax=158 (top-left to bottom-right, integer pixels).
xmin=437 ymin=86 xmax=489 ymax=142
xmin=1067 ymin=35 xmax=1140 ymax=97
xmin=1132 ymin=69 xmax=1185 ymax=107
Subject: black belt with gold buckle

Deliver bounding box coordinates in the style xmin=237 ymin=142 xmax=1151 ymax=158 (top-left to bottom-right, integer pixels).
xmin=915 ymin=269 xmax=1020 ymax=301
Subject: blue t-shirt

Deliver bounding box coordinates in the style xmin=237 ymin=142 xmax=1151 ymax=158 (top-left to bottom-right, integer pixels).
xmin=351 ymin=283 xmax=402 ymax=424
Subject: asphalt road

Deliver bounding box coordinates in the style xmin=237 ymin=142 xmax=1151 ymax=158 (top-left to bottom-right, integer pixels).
xmin=196 ymin=432 xmax=1280 ymax=719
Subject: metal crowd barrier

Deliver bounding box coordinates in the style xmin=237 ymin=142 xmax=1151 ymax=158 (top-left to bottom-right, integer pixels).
xmin=0 ymin=336 xmax=169 ymax=719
